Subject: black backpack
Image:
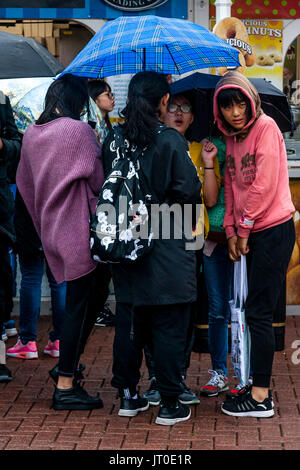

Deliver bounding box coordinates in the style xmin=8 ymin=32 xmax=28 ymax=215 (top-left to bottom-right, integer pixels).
xmin=90 ymin=127 xmax=156 ymax=263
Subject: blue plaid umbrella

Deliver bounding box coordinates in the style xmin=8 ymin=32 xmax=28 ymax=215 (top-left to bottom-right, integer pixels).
xmin=61 ymin=15 xmax=240 ymax=78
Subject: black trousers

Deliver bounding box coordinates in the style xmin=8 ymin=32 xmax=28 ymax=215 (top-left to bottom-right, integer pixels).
xmin=58 ymin=262 xmax=111 ymax=377
xmin=0 ymin=237 xmax=13 ymax=332
xmin=111 ymin=302 xmax=191 ymax=399
xmin=144 ymin=305 xmax=195 ymax=380
xmin=245 ymin=218 xmax=295 ymax=388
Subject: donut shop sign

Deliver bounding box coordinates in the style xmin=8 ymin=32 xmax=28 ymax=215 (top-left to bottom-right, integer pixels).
xmin=103 ymin=0 xmax=169 ymax=11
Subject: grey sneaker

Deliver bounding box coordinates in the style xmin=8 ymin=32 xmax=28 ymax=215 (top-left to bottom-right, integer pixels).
xmin=200 ymin=370 xmax=229 ymax=397
xmin=142 ymin=379 xmax=161 ymax=406
xmin=178 ymin=382 xmax=200 ymax=405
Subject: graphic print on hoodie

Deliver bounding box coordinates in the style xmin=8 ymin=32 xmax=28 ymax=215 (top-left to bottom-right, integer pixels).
xmin=213 ymin=71 xmax=295 ymax=240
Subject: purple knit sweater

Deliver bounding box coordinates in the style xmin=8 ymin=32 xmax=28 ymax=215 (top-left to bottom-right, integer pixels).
xmin=17 ymin=117 xmax=104 ymax=283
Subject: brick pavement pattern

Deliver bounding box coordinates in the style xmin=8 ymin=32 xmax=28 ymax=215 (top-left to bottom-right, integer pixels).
xmin=0 ymin=315 xmax=300 ymax=450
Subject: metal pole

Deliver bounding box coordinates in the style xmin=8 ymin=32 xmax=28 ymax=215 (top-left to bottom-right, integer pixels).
xmin=215 ymin=0 xmax=232 ymax=24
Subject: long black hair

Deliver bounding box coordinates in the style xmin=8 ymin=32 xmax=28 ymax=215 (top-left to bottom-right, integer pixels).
xmin=88 ymin=79 xmax=113 ymax=131
xmin=120 ymin=71 xmax=170 ymax=148
xmin=36 ymin=73 xmax=90 ymax=125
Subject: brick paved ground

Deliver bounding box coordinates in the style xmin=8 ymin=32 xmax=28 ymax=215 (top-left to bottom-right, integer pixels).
xmin=0 ymin=314 xmax=300 ymax=451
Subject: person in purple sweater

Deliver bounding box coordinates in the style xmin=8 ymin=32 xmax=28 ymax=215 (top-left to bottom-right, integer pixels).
xmin=16 ymin=74 xmax=104 ymax=410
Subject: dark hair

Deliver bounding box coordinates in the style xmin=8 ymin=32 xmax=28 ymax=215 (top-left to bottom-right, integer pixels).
xmin=88 ymin=79 xmax=112 ymax=131
xmin=36 ymin=73 xmax=90 ymax=125
xmin=217 ymin=88 xmax=252 ymax=126
xmin=169 ymin=92 xmax=195 ymax=115
xmin=120 ymin=71 xmax=170 ymax=148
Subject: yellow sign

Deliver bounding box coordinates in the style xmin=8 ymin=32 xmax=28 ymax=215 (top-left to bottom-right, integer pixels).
xmin=243 ymin=19 xmax=283 ymax=90
xmin=211 ymin=18 xmax=283 ymax=90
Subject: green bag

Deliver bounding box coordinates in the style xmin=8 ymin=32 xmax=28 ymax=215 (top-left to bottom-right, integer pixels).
xmin=206 ymin=137 xmax=226 ymax=233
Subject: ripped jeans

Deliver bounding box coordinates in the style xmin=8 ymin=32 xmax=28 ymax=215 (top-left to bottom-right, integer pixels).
xmin=203 ymin=243 xmax=233 ymax=377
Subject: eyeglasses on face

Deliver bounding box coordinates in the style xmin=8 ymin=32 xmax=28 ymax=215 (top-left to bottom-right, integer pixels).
xmin=168 ymin=103 xmax=192 ymax=113
xmin=101 ymin=91 xmax=114 ymax=99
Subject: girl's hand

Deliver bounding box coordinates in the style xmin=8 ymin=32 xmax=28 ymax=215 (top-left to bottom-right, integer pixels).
xmin=228 ymin=236 xmax=240 ymax=262
xmin=201 ymin=139 xmax=217 ymax=166
xmin=236 ymin=236 xmax=250 ymax=256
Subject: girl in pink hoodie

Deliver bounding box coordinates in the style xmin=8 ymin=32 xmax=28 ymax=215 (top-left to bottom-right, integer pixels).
xmin=213 ymin=71 xmax=295 ymax=418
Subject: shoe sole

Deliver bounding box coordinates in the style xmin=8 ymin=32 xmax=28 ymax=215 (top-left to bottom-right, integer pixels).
xmin=1 ymin=335 xmax=8 ymax=342
xmin=6 ymin=352 xmax=38 ymax=359
xmin=118 ymin=403 xmax=149 ymax=417
xmin=142 ymin=395 xmax=161 ymax=406
xmin=155 ymin=408 xmax=191 ymax=426
xmin=53 ymin=402 xmax=103 ymax=411
xmin=44 ymin=350 xmax=60 ymax=358
xmin=200 ymin=385 xmax=229 ymax=397
xmin=0 ymin=376 xmax=12 ymax=382
xmin=5 ymin=329 xmax=18 ymax=337
xmin=178 ymin=398 xmax=200 ymax=405
xmin=221 ymin=406 xmax=274 ymax=418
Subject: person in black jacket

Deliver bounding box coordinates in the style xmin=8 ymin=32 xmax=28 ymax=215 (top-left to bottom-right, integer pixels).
xmin=101 ymin=72 xmax=202 ymax=425
xmin=0 ymin=91 xmax=21 ymax=382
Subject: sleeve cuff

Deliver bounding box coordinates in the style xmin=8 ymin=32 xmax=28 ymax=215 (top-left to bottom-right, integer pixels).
xmin=225 ymin=226 xmax=236 ymax=239
xmin=237 ymin=226 xmax=251 ymax=238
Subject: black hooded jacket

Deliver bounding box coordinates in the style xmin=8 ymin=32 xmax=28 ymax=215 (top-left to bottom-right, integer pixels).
xmin=101 ymin=124 xmax=202 ymax=306
xmin=0 ymin=92 xmax=22 ymax=243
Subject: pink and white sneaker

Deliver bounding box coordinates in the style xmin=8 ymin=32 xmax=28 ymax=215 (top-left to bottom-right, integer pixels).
xmin=7 ymin=339 xmax=38 ymax=359
xmin=43 ymin=340 xmax=59 ymax=358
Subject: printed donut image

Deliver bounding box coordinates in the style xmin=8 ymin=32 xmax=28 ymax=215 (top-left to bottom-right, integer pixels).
xmin=256 ymin=54 xmax=274 ymax=66
xmin=287 ymin=264 xmax=300 ymax=304
xmin=290 ymin=180 xmax=300 ymax=214
xmin=287 ymin=242 xmax=299 ymax=273
xmin=213 ymin=17 xmax=255 ymax=75
xmin=213 ymin=17 xmax=249 ymax=46
xmin=286 ymin=179 xmax=300 ymax=304
xmin=244 ymin=51 xmax=256 ymax=66
xmin=218 ymin=51 xmax=246 ymax=76
xmin=268 ymin=52 xmax=282 ymax=63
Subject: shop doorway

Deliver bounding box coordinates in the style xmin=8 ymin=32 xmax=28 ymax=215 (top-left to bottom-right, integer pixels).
xmin=0 ymin=19 xmax=94 ymax=68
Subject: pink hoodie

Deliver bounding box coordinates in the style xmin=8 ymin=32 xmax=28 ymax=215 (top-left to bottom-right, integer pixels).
xmin=213 ymin=72 xmax=295 ymax=239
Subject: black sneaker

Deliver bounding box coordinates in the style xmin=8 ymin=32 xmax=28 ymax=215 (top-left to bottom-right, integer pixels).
xmin=155 ymin=400 xmax=191 ymax=426
xmin=142 ymin=379 xmax=161 ymax=406
xmin=226 ymin=383 xmax=252 ymax=399
xmin=226 ymin=384 xmax=274 ymax=408
xmin=94 ymin=304 xmax=115 ymax=327
xmin=221 ymin=389 xmax=274 ymax=418
xmin=52 ymin=383 xmax=103 ymax=410
xmin=118 ymin=395 xmax=149 ymax=417
xmin=226 ymin=377 xmax=253 ymax=399
xmin=49 ymin=363 xmax=86 ymax=384
xmin=178 ymin=382 xmax=200 ymax=405
xmin=0 ymin=364 xmax=12 ymax=383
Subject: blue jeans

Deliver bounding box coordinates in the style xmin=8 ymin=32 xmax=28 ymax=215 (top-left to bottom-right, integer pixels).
xmin=18 ymin=252 xmax=66 ymax=343
xmin=203 ymin=243 xmax=233 ymax=377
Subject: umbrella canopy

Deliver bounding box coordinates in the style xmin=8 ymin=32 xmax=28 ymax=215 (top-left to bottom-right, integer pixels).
xmin=0 ymin=30 xmax=64 ymax=79
xmin=14 ymin=79 xmax=103 ymax=135
xmin=170 ymin=72 xmax=294 ymax=137
xmin=61 ymin=15 xmax=240 ymax=79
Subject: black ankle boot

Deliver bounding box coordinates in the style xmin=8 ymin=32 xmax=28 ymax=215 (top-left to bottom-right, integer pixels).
xmin=49 ymin=363 xmax=86 ymax=385
xmin=52 ymin=383 xmax=103 ymax=410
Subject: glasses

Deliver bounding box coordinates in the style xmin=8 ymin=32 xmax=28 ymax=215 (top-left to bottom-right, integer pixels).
xmin=101 ymin=91 xmax=114 ymax=99
xmin=168 ymin=103 xmax=192 ymax=114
